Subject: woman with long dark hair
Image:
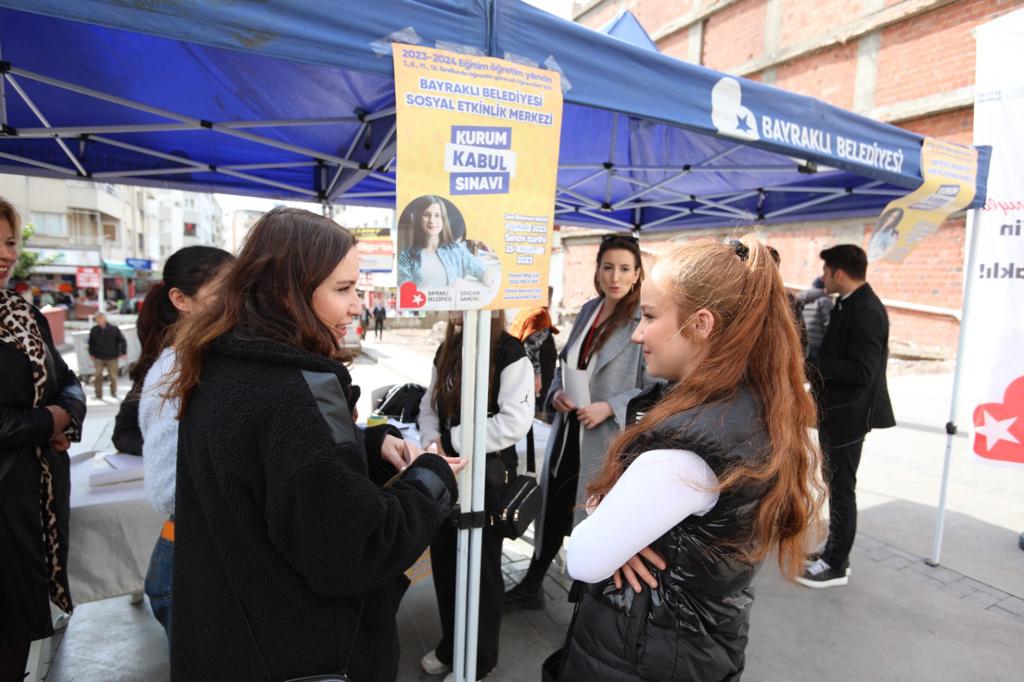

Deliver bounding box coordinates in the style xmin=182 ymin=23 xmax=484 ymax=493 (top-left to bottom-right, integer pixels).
xmin=132 ymin=246 xmax=234 ymax=638
xmin=557 ymin=237 xmax=825 ymax=680
xmin=417 ymin=312 xmax=534 ymax=681
xmin=505 ymin=235 xmax=649 ymax=612
xmin=397 ymin=195 xmax=494 ymax=289
xmin=167 ymin=208 xmax=463 ymax=681
xmin=0 ymin=198 xmax=86 ymax=680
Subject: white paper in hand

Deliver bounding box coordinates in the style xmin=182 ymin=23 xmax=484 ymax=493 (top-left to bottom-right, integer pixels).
xmin=563 ymin=367 xmax=591 ymax=408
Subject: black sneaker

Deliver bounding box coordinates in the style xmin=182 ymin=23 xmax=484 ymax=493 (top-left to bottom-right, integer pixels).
xmin=504 ymin=581 xmax=544 ymax=613
xmin=796 ymin=559 xmax=849 ymax=588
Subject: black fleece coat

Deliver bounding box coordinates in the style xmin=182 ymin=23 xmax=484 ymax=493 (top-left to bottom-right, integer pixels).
xmin=171 ymin=333 xmax=457 ymax=682
xmin=0 ymin=307 xmax=86 ymax=645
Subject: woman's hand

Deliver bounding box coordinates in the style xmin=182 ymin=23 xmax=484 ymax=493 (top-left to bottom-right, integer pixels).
xmin=577 ymin=401 xmax=613 ymax=429
xmin=551 ymin=390 xmax=576 ymax=414
xmin=50 ymin=434 xmax=71 ymax=452
xmin=46 ymin=405 xmax=71 ymax=436
xmin=612 ymin=546 xmax=668 ymax=592
xmin=380 ymin=435 xmax=417 ymax=471
xmin=443 ymin=455 xmax=468 ymax=475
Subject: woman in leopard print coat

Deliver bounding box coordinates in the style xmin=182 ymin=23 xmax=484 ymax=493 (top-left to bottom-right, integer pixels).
xmin=0 ymin=198 xmax=86 ymax=678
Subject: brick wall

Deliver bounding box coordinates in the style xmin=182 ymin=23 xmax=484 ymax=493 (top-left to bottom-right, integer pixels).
xmin=565 ymin=0 xmax=1021 ymax=355
xmin=702 ymin=0 xmax=768 ymax=71
xmin=560 ymin=214 xmax=967 ymax=354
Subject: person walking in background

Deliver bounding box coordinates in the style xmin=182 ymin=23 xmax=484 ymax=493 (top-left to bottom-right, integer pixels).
xmin=554 ymin=237 xmax=824 ymax=681
xmin=798 ymin=276 xmax=835 ymax=360
xmin=0 ymin=197 xmax=87 ymax=681
xmin=373 ymin=300 xmax=387 ymax=340
xmin=360 ymin=303 xmax=371 ymax=341
xmin=504 ymin=235 xmax=649 ymax=613
xmin=800 ymin=244 xmax=895 ymax=588
xmin=167 ymin=208 xmax=461 ymax=681
xmin=509 ymin=287 xmax=559 ymax=421
xmin=88 ymin=311 xmax=127 ymax=399
xmin=417 ymin=311 xmax=534 ymax=682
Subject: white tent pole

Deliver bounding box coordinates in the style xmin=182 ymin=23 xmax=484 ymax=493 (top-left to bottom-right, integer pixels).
xmin=453 ymin=309 xmax=479 ymax=682
xmin=928 ymin=208 xmax=982 ymax=566
xmin=465 ymin=309 xmax=491 ymax=682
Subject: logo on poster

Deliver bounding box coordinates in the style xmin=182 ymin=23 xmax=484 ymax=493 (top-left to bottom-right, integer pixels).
xmin=711 ymin=78 xmax=759 ymax=141
xmin=973 ymin=375 xmax=1024 ymax=464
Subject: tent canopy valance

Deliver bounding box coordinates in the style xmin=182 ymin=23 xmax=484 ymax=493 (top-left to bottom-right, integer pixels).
xmin=0 ymin=0 xmax=991 ymax=232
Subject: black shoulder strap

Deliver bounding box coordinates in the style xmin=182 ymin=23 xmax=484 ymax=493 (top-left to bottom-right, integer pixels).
xmin=526 ymin=426 xmax=536 ymax=474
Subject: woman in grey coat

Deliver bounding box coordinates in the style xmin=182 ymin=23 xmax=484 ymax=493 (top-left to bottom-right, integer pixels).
xmin=505 ymin=235 xmax=648 ymax=612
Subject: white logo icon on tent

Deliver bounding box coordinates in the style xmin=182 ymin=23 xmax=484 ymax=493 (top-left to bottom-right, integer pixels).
xmin=711 ymin=77 xmax=759 ymax=141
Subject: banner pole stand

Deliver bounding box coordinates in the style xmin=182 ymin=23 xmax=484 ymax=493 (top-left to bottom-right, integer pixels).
xmin=453 ymin=309 xmax=479 ymax=682
xmin=464 ymin=310 xmax=490 ymax=682
xmin=928 ymin=209 xmax=982 ymax=567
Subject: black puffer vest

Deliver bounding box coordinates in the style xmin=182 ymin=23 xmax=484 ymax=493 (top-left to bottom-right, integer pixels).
xmin=561 ymin=383 xmax=769 ymax=681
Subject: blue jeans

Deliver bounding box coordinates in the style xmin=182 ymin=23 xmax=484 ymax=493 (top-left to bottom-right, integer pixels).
xmin=144 ymin=536 xmax=174 ymax=641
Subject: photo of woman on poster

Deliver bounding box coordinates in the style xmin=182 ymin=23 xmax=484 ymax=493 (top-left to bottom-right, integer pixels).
xmin=397 ymin=195 xmax=499 ymax=294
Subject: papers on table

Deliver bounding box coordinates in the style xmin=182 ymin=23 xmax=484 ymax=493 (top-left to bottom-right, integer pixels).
xmin=562 ymin=367 xmax=591 ymax=408
xmin=88 ymin=452 xmax=144 ymax=487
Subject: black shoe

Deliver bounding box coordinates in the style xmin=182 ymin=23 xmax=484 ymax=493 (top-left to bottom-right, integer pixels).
xmin=504 ymin=581 xmax=544 ymax=613
xmin=796 ymin=559 xmax=849 ymax=588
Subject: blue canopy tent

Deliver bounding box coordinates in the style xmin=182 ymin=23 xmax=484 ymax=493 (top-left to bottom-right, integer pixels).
xmin=0 ymin=0 xmax=991 ymax=234
xmin=0 ymin=3 xmax=995 ymax=680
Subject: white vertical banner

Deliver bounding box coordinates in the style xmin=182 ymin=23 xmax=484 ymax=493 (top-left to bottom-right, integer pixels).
xmin=963 ymin=11 xmax=1024 ymax=467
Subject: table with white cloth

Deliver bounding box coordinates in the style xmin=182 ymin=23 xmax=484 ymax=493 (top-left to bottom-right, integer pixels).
xmin=67 ymin=452 xmax=164 ymax=604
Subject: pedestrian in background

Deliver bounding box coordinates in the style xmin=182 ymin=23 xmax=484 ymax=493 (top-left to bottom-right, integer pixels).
xmin=798 ymin=276 xmax=835 ymax=360
xmin=373 ymin=299 xmax=387 ymax=340
xmin=800 ymin=244 xmax=895 ymax=588
xmin=555 ymin=237 xmax=824 ymax=681
xmin=0 ymin=197 xmax=87 ymax=681
xmin=418 ymin=311 xmax=534 ymax=682
xmin=505 ymin=235 xmax=649 ymax=613
xmin=167 ymin=208 xmax=461 ymax=681
xmin=88 ymin=311 xmax=126 ymax=399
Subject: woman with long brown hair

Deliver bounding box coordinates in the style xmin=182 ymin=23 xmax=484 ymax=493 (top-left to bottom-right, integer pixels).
xmin=555 ymin=237 xmax=824 ymax=681
xmin=166 ymin=207 xmax=463 ymax=682
xmin=417 ymin=311 xmax=534 ymax=681
xmin=505 ymin=235 xmax=649 ymax=612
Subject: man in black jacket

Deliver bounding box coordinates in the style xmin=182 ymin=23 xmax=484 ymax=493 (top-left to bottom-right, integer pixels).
xmin=87 ymin=312 xmax=127 ymax=399
xmin=799 ymin=244 xmax=895 ymax=588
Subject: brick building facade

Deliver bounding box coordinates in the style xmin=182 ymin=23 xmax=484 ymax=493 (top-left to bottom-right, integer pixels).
xmin=560 ymin=0 xmax=1023 ymax=355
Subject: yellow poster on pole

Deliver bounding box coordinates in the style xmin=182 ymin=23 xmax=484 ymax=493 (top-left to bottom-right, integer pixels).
xmin=868 ymin=137 xmax=978 ymax=263
xmin=392 ymin=45 xmax=562 ymax=310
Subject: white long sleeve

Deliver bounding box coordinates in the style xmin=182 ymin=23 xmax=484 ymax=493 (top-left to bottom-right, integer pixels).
xmin=417 ymin=366 xmax=441 ymax=446
xmin=449 ymin=356 xmax=534 ymax=454
xmin=139 ymin=348 xmax=179 ymax=517
xmin=566 ymin=449 xmax=720 ymax=584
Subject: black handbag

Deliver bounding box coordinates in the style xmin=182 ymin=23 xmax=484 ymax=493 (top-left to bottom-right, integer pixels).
xmin=495 ymin=427 xmax=541 ymax=539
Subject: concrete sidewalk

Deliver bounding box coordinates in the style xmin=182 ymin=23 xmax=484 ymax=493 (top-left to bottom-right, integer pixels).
xmin=43 ymin=341 xmax=1024 ymax=681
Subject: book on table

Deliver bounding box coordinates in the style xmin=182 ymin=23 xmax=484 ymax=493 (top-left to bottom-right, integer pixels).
xmin=88 ymin=452 xmax=144 ymax=486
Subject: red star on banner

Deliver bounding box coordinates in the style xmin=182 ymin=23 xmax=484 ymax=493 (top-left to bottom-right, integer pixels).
xmin=972 ymin=374 xmax=1024 ymax=465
